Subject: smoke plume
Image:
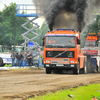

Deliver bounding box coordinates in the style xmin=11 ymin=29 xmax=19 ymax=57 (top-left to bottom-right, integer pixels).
xmin=32 ymin=0 xmax=100 ymax=32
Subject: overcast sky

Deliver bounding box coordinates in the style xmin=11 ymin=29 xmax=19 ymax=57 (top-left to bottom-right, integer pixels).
xmin=0 ymin=0 xmax=44 ymax=26
xmin=0 ymin=0 xmax=33 ymax=10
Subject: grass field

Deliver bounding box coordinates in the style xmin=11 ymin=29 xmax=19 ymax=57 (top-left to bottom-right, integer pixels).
xmin=4 ymin=64 xmax=12 ymax=67
xmin=28 ymin=83 xmax=100 ymax=100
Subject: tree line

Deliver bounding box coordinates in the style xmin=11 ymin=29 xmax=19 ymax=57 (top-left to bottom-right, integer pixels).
xmin=0 ymin=3 xmax=100 ymax=48
xmin=0 ymin=3 xmax=49 ymax=47
xmin=81 ymin=15 xmax=100 ymax=47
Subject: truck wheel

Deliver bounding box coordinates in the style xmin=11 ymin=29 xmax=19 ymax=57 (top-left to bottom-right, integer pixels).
xmin=0 ymin=57 xmax=3 ymax=67
xmin=83 ymin=58 xmax=87 ymax=74
xmin=96 ymin=65 xmax=98 ymax=72
xmin=73 ymin=62 xmax=79 ymax=75
xmin=46 ymin=68 xmax=52 ymax=74
xmin=91 ymin=64 xmax=98 ymax=73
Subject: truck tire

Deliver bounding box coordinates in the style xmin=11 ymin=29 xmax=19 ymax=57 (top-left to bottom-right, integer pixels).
xmin=83 ymin=57 xmax=87 ymax=74
xmin=92 ymin=69 xmax=97 ymax=73
xmin=46 ymin=68 xmax=52 ymax=74
xmin=0 ymin=57 xmax=3 ymax=67
xmin=96 ymin=65 xmax=98 ymax=72
xmin=86 ymin=55 xmax=92 ymax=73
xmin=73 ymin=61 xmax=79 ymax=75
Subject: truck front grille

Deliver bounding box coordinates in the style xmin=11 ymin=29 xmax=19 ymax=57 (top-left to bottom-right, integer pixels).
xmin=46 ymin=51 xmax=74 ymax=58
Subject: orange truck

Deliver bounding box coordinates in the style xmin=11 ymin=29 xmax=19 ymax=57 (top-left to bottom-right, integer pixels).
xmin=43 ymin=29 xmax=87 ymax=74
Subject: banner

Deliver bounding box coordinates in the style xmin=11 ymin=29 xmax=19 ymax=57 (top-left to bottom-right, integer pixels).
xmin=28 ymin=41 xmax=35 ymax=47
xmin=83 ymin=50 xmax=98 ymax=55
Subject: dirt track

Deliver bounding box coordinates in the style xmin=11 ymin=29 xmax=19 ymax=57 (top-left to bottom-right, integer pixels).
xmin=0 ymin=68 xmax=100 ymax=100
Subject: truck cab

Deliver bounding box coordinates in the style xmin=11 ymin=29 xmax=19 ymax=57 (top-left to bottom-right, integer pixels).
xmin=83 ymin=33 xmax=100 ymax=72
xmin=43 ymin=29 xmax=86 ymax=74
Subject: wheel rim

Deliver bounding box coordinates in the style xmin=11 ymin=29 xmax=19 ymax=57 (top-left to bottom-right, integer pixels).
xmin=84 ymin=65 xmax=87 ymax=73
xmin=77 ymin=62 xmax=79 ymax=74
xmin=77 ymin=67 xmax=79 ymax=74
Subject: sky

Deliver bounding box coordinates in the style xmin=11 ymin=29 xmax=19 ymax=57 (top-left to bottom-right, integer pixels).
xmin=0 ymin=0 xmax=33 ymax=10
xmin=0 ymin=0 xmax=44 ymax=26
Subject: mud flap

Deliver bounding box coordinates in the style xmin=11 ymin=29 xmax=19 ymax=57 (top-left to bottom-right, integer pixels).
xmin=80 ymin=57 xmax=87 ymax=74
xmin=91 ymin=58 xmax=97 ymax=73
xmin=87 ymin=56 xmax=97 ymax=73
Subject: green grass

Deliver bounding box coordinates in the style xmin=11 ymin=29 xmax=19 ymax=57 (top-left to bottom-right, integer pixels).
xmin=4 ymin=64 xmax=12 ymax=67
xmin=28 ymin=83 xmax=100 ymax=100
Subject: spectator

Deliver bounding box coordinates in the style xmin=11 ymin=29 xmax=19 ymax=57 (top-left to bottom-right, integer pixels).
xmin=27 ymin=52 xmax=32 ymax=67
xmin=16 ymin=52 xmax=23 ymax=67
xmin=10 ymin=51 xmax=16 ymax=67
xmin=23 ymin=52 xmax=27 ymax=66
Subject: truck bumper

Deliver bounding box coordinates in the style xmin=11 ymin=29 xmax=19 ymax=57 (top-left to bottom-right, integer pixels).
xmin=44 ymin=64 xmax=77 ymax=69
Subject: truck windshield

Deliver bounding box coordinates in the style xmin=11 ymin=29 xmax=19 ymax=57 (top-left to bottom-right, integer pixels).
xmin=85 ymin=40 xmax=96 ymax=47
xmin=45 ymin=36 xmax=76 ymax=48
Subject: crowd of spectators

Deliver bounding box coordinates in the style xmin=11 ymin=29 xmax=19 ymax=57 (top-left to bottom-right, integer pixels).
xmin=10 ymin=51 xmax=33 ymax=67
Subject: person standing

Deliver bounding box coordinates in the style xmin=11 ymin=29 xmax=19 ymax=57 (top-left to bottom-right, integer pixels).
xmin=27 ymin=52 xmax=32 ymax=67
xmin=16 ymin=52 xmax=23 ymax=67
xmin=23 ymin=52 xmax=27 ymax=66
xmin=11 ymin=51 xmax=16 ymax=67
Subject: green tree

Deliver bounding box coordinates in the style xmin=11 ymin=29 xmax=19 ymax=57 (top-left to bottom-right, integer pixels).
xmin=0 ymin=2 xmax=49 ymax=47
xmin=35 ymin=22 xmax=49 ymax=46
xmin=87 ymin=15 xmax=100 ymax=35
xmin=81 ymin=15 xmax=100 ymax=47
xmin=0 ymin=3 xmax=33 ymax=47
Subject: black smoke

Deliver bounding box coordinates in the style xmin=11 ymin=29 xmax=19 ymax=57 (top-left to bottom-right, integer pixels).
xmin=32 ymin=0 xmax=100 ymax=32
xmin=45 ymin=0 xmax=87 ymax=32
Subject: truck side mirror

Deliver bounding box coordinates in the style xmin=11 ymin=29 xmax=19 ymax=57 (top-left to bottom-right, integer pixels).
xmin=77 ymin=39 xmax=80 ymax=44
xmin=42 ymin=37 xmax=44 ymax=46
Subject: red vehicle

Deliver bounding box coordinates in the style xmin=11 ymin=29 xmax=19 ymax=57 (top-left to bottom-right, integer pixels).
xmin=83 ymin=33 xmax=100 ymax=72
xmin=83 ymin=34 xmax=99 ymax=55
xmin=43 ymin=29 xmax=87 ymax=74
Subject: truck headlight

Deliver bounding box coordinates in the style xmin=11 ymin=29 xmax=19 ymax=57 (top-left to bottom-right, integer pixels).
xmin=44 ymin=61 xmax=45 ymax=63
xmin=71 ymin=60 xmax=75 ymax=63
xmin=46 ymin=60 xmax=50 ymax=63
